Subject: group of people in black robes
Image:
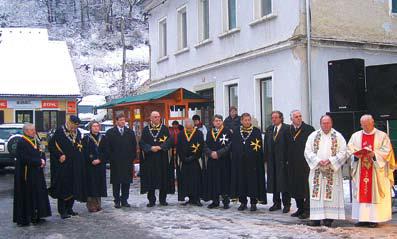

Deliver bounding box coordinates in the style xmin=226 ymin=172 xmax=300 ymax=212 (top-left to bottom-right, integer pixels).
xmin=13 ymin=107 xmax=316 ymax=226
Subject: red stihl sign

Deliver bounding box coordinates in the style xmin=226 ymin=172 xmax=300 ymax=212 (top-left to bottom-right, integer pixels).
xmin=0 ymin=100 xmax=7 ymax=108
xmin=42 ymin=100 xmax=59 ymax=108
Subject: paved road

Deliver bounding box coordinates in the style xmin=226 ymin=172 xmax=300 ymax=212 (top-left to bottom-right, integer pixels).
xmin=1 ymin=166 xmax=396 ymax=239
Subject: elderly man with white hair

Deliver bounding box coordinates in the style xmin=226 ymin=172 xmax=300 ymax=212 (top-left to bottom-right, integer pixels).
xmin=347 ymin=114 xmax=395 ymax=228
xmin=304 ymin=115 xmax=347 ymax=227
xmin=13 ymin=123 xmax=51 ymax=226
xmin=176 ymin=118 xmax=205 ymax=206
xmin=140 ymin=111 xmax=175 ymax=207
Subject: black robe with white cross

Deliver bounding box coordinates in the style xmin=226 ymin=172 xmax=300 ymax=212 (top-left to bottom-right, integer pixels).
xmin=176 ymin=128 xmax=204 ymax=201
xmin=230 ymin=126 xmax=267 ymax=203
xmin=265 ymin=123 xmax=289 ymax=194
xmin=202 ymin=126 xmax=232 ymax=201
xmin=285 ymin=122 xmax=315 ymax=198
xmin=48 ymin=125 xmax=87 ymax=202
xmin=139 ymin=124 xmax=175 ymax=194
xmin=13 ymin=136 xmax=51 ymax=225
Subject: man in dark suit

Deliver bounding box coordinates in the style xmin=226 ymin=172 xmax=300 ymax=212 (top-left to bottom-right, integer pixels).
xmin=265 ymin=111 xmax=291 ymax=213
xmin=105 ymin=113 xmax=137 ymax=208
xmin=286 ymin=110 xmax=315 ymax=219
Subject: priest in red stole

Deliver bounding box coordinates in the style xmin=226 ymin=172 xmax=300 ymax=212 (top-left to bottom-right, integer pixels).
xmin=348 ymin=114 xmax=395 ymax=228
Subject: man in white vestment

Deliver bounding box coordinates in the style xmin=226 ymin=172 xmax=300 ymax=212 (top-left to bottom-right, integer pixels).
xmin=348 ymin=114 xmax=395 ymax=228
xmin=304 ymin=115 xmax=347 ymax=227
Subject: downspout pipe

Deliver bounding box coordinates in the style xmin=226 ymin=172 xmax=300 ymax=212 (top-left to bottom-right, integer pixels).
xmin=305 ymin=0 xmax=312 ymax=125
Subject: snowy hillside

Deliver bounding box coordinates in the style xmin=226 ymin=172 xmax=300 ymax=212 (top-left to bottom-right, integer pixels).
xmin=0 ymin=0 xmax=149 ymax=98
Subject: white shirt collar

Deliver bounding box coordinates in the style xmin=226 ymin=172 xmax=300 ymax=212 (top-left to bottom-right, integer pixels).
xmin=362 ymin=128 xmax=376 ymax=135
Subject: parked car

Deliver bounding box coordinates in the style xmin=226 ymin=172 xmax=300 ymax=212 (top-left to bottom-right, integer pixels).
xmin=0 ymin=124 xmax=24 ymax=169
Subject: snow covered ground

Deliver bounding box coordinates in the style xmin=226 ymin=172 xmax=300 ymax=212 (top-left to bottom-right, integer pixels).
xmin=1 ymin=168 xmax=396 ymax=239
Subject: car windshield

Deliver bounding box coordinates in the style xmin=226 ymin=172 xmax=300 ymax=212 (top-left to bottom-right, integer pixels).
xmin=0 ymin=128 xmax=23 ymax=140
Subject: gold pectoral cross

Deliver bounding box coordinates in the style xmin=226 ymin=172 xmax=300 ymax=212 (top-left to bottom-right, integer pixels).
xmin=191 ymin=143 xmax=200 ymax=153
xmin=159 ymin=135 xmax=168 ymax=143
xmin=250 ymin=138 xmax=261 ymax=152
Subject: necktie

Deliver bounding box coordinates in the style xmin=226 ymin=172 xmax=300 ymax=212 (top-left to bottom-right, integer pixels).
xmin=273 ymin=126 xmax=278 ymax=140
xmin=120 ymin=128 xmax=124 ymax=135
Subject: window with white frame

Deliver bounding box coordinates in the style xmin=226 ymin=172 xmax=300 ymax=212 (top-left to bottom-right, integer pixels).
xmin=254 ymin=0 xmax=272 ymax=19
xmin=392 ymin=0 xmax=397 ymax=14
xmin=259 ymin=77 xmax=272 ymax=130
xmin=198 ymin=0 xmax=210 ymax=41
xmin=177 ymin=6 xmax=188 ymax=50
xmin=222 ymin=0 xmax=237 ymax=31
xmin=228 ymin=84 xmax=238 ymax=110
xmin=158 ymin=18 xmax=167 ymax=58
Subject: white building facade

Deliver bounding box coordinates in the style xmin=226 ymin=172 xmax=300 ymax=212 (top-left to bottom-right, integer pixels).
xmin=140 ymin=0 xmax=397 ymax=129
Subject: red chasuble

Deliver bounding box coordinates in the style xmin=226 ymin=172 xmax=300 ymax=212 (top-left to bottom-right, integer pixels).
xmin=359 ymin=133 xmax=375 ymax=203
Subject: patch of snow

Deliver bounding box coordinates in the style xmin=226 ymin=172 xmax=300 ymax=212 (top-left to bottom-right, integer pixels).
xmin=79 ymin=95 xmax=106 ymax=106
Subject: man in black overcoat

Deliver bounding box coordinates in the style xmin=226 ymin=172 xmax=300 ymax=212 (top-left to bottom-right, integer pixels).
xmin=105 ymin=113 xmax=137 ymax=208
xmin=265 ymin=111 xmax=291 ymax=213
xmin=286 ymin=110 xmax=315 ymax=219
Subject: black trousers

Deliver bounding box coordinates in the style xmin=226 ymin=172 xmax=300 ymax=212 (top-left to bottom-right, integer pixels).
xmin=57 ymin=198 xmax=74 ymax=215
xmin=239 ymin=196 xmax=257 ymax=205
xmin=273 ymin=192 xmax=291 ymax=206
xmin=112 ymin=183 xmax=130 ymax=203
xmin=295 ymin=198 xmax=310 ymax=211
xmin=147 ymin=190 xmax=167 ymax=203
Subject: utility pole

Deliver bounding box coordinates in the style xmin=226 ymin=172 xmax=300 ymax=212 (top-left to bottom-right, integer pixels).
xmin=121 ymin=16 xmax=127 ymax=97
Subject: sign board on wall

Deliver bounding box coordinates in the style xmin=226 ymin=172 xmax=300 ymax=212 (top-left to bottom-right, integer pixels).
xmin=0 ymin=100 xmax=7 ymax=108
xmin=42 ymin=100 xmax=59 ymax=108
xmin=67 ymin=101 xmax=77 ymax=113
xmin=7 ymin=100 xmax=40 ymax=109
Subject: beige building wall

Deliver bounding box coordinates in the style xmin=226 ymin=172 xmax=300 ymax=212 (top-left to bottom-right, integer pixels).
xmin=311 ymin=0 xmax=397 ymax=44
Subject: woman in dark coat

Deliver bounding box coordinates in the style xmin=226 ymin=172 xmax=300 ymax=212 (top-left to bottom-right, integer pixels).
xmin=82 ymin=121 xmax=107 ymax=212
xmin=13 ymin=123 xmax=51 ymax=226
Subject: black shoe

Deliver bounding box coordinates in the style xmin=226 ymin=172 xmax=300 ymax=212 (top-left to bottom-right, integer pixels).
xmin=298 ymin=211 xmax=310 ymax=220
xmin=282 ymin=205 xmax=291 ymax=213
xmin=323 ymin=219 xmax=333 ymax=227
xmin=146 ymin=202 xmax=155 ymax=207
xmin=17 ymin=223 xmax=30 ymax=227
xmin=32 ymin=218 xmax=46 ymax=224
xmin=181 ymin=201 xmax=190 ymax=206
xmin=354 ymin=222 xmax=369 ymax=227
xmin=114 ymin=202 xmax=121 ymax=209
xmin=307 ymin=220 xmax=321 ymax=227
xmin=238 ymin=204 xmax=247 ymax=211
xmin=269 ymin=203 xmax=281 ymax=211
xmin=208 ymin=202 xmax=219 ymax=209
xmin=250 ymin=204 xmax=257 ymax=212
xmin=223 ymin=203 xmax=230 ymax=209
xmin=195 ymin=201 xmax=203 ymax=207
xmin=291 ymin=209 xmax=303 ymax=217
xmin=367 ymin=222 xmax=378 ymax=228
xmin=121 ymin=202 xmax=131 ymax=207
xmin=68 ymin=210 xmax=78 ymax=216
xmin=61 ymin=214 xmax=71 ymax=219
xmin=160 ymin=201 xmax=168 ymax=206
